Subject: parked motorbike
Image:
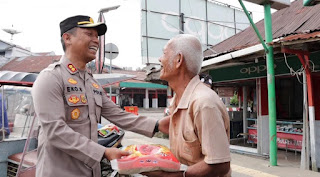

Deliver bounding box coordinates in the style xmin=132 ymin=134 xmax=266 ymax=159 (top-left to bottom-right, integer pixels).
xmin=97 ymin=123 xmax=125 ymax=177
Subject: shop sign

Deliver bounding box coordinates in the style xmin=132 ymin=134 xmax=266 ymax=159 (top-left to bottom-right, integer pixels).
xmin=209 ymin=52 xmax=320 ymax=82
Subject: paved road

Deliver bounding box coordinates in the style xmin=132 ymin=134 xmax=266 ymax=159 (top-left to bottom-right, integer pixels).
xmin=102 ymin=108 xmax=320 ymax=177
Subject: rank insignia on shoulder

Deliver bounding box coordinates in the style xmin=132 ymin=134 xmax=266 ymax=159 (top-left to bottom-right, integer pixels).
xmin=71 ymin=108 xmax=80 ymax=120
xmin=68 ymin=64 xmax=77 ymax=72
xmin=68 ymin=95 xmax=80 ymax=104
xmin=92 ymin=83 xmax=99 ymax=89
xmin=68 ymin=78 xmax=78 ymax=85
xmin=80 ymin=94 xmax=87 ymax=104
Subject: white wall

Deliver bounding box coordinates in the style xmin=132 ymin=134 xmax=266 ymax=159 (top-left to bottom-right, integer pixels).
xmin=316 ymin=120 xmax=320 ymax=168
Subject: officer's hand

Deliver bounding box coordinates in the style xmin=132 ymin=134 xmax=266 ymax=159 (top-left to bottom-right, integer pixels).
xmin=104 ymin=147 xmax=130 ymax=161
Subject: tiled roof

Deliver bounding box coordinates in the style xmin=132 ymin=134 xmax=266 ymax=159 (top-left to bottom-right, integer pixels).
xmin=204 ymin=0 xmax=320 ymax=59
xmin=110 ymin=69 xmax=146 ymax=81
xmin=0 ymin=55 xmax=61 ymax=73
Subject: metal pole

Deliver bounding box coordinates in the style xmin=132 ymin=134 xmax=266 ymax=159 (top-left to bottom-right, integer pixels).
xmin=304 ymin=55 xmax=318 ymax=171
xmin=109 ymin=51 xmax=112 ymax=99
xmin=264 ymin=3 xmax=277 ymax=166
xmin=303 ymin=0 xmax=314 ymax=6
xmin=238 ymin=0 xmax=269 ymax=53
xmin=243 ymin=86 xmax=248 ymax=135
xmin=301 ymin=71 xmax=310 ymax=169
xmin=1 ymin=86 xmax=5 ymax=139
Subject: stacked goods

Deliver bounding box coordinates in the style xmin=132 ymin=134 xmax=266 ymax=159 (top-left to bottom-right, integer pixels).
xmin=98 ymin=124 xmax=120 ymax=137
xmin=111 ymin=144 xmax=187 ymax=174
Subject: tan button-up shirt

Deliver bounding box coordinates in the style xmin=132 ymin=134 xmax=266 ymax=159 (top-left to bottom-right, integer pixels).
xmin=169 ymin=76 xmax=230 ymax=167
xmin=32 ymin=56 xmax=157 ymax=177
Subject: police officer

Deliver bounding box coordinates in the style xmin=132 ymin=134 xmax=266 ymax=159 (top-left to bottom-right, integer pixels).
xmin=32 ymin=15 xmax=161 ymax=177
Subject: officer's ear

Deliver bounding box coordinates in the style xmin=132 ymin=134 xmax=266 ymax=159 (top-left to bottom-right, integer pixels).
xmin=62 ymin=32 xmax=73 ymax=47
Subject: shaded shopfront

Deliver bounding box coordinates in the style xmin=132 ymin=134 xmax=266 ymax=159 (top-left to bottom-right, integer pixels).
xmin=202 ymin=0 xmax=320 ymax=170
xmin=207 ymin=54 xmax=320 ymax=152
xmin=118 ymin=82 xmax=167 ymax=108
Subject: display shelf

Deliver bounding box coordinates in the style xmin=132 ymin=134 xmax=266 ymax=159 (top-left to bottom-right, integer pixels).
xmin=246 ymin=119 xmax=303 ymax=151
xmin=277 ymin=130 xmax=302 ymax=135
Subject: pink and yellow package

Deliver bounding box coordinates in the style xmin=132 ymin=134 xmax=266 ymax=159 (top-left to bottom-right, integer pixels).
xmin=111 ymin=144 xmax=187 ymax=174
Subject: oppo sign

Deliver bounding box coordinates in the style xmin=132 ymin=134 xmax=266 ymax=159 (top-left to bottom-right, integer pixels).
xmin=240 ymin=64 xmax=277 ymax=75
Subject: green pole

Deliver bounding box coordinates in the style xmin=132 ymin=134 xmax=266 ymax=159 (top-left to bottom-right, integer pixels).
xmin=238 ymin=0 xmax=269 ymax=53
xmin=303 ymin=0 xmax=314 ymax=6
xmin=264 ymin=3 xmax=277 ymax=166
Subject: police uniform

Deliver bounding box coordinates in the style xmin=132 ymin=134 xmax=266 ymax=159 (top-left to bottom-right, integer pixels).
xmin=32 ymin=56 xmax=157 ymax=177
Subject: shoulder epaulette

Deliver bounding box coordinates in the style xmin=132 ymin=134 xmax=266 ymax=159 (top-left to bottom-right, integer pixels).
xmin=41 ymin=61 xmax=61 ymax=73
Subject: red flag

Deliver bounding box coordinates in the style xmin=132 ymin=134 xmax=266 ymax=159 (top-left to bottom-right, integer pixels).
xmin=95 ymin=12 xmax=105 ymax=74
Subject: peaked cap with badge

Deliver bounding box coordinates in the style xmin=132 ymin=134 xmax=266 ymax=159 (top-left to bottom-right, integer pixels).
xmin=60 ymin=15 xmax=107 ymax=36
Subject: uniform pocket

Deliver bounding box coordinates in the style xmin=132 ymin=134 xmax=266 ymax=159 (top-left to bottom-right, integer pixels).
xmin=65 ymin=93 xmax=89 ymax=123
xmin=93 ymin=94 xmax=102 ymax=122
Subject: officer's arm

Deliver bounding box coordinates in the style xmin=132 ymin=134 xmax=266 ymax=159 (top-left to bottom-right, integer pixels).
xmin=100 ymin=94 xmax=157 ymax=137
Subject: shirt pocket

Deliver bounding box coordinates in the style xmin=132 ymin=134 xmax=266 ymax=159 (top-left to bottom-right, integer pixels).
xmin=65 ymin=93 xmax=89 ymax=123
xmin=93 ymin=94 xmax=102 ymax=122
xmin=179 ymin=130 xmax=202 ymax=164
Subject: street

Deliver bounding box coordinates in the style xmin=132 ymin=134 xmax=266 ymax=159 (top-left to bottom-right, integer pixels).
xmin=103 ymin=108 xmax=320 ymax=177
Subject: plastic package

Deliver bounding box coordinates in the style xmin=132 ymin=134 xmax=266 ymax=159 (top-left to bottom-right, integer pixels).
xmin=111 ymin=144 xmax=187 ymax=174
xmin=98 ymin=124 xmax=120 ymax=138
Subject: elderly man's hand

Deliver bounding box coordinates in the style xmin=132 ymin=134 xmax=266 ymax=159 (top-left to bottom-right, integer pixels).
xmin=104 ymin=147 xmax=130 ymax=161
xmin=141 ymin=171 xmax=182 ymax=177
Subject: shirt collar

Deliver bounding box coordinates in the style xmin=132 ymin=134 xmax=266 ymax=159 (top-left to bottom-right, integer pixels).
xmin=171 ymin=75 xmax=201 ymax=110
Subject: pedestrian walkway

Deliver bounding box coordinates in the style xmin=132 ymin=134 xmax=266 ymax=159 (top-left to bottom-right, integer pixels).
xmin=117 ymin=108 xmax=320 ymax=177
xmin=231 ymin=152 xmax=319 ymax=177
xmin=122 ymin=130 xmax=319 ymax=177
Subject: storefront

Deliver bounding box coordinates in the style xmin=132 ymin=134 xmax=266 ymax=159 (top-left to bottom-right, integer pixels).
xmin=205 ymin=51 xmax=320 ymax=158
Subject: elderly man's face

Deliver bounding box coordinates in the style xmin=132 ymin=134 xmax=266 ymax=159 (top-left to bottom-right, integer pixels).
xmin=159 ymin=43 xmax=176 ymax=81
xmin=69 ymin=28 xmax=99 ymax=63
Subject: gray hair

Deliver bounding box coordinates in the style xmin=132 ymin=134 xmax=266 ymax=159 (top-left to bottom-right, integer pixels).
xmin=168 ymin=34 xmax=203 ymax=76
xmin=60 ymin=27 xmax=78 ymax=52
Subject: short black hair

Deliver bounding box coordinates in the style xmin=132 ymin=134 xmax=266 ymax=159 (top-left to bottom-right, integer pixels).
xmin=199 ymin=73 xmax=213 ymax=88
xmin=60 ymin=27 xmax=77 ymax=52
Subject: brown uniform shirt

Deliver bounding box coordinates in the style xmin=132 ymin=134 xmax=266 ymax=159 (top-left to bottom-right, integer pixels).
xmin=169 ymin=76 xmax=231 ymax=167
xmin=32 ymin=56 xmax=157 ymax=177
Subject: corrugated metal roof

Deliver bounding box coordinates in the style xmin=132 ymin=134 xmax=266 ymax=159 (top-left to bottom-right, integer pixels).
xmin=204 ymin=0 xmax=320 ymax=58
xmin=272 ymin=30 xmax=320 ymax=44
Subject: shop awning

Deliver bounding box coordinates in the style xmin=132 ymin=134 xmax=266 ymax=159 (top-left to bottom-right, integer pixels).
xmin=0 ymin=71 xmax=136 ymax=87
xmin=93 ymin=73 xmax=135 ymax=87
xmin=0 ymin=71 xmax=38 ymax=86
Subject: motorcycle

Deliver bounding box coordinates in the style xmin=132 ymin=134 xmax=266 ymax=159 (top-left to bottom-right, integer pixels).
xmin=97 ymin=123 xmax=125 ymax=177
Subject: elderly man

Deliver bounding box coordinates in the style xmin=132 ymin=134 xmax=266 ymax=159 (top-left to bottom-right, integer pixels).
xmin=145 ymin=34 xmax=231 ymax=177
xmin=32 ymin=15 xmax=164 ymax=177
